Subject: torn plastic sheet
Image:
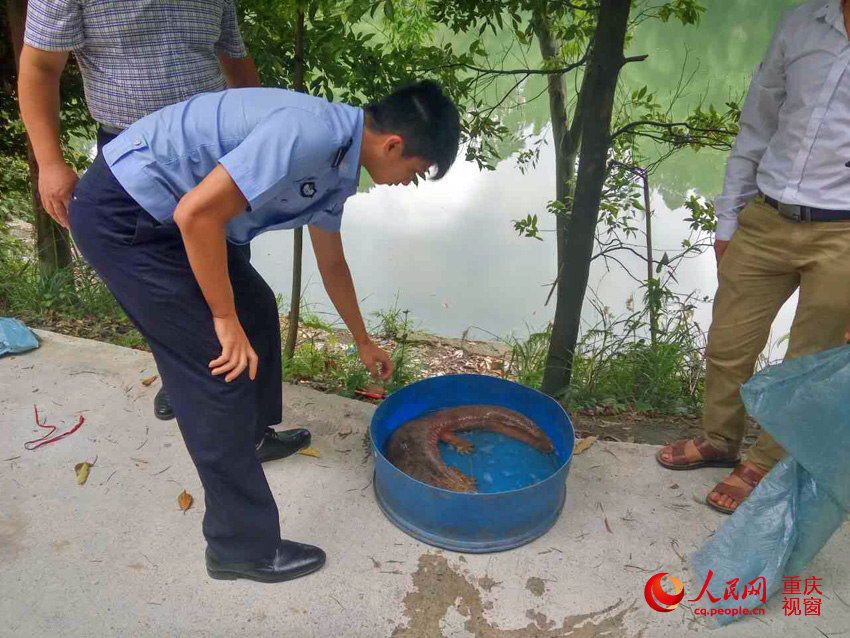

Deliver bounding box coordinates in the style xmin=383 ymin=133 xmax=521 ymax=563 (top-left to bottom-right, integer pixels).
xmin=691 ymin=345 xmax=850 ymax=624
xmin=0 ymin=317 xmax=39 ymax=356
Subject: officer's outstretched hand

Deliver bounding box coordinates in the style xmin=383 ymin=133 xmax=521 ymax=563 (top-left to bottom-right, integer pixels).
xmin=210 ymin=314 xmax=259 ymax=382
xmin=358 ymin=340 xmax=394 ymax=381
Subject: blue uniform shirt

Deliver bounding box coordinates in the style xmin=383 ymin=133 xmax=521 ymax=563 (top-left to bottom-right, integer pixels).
xmin=102 ymin=88 xmax=363 ymax=244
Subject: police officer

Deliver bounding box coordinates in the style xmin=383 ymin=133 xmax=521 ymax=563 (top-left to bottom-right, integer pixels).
xmin=68 ymin=81 xmax=461 ymax=582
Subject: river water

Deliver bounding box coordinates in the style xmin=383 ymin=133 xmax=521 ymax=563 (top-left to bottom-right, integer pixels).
xmin=251 ymin=2 xmax=799 ymax=355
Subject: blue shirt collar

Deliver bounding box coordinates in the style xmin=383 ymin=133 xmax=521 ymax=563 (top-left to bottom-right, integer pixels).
xmin=338 ymin=108 xmax=364 ymax=187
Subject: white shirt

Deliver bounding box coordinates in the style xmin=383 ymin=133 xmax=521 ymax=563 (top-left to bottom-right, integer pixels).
xmin=716 ymin=0 xmax=850 ymax=240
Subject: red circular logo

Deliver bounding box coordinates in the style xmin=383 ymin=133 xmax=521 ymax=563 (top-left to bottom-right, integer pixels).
xmin=644 ymin=573 xmax=684 ymax=612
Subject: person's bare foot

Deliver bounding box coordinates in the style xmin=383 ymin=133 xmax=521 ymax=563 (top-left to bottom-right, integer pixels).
xmin=707 ymin=462 xmax=767 ymax=514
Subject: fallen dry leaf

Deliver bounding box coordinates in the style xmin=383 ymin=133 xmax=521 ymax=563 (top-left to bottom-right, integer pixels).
xmin=573 ymin=436 xmax=598 ymax=455
xmin=74 ymin=461 xmax=92 ymax=485
xmin=141 ymin=375 xmax=158 ymax=386
xmin=297 ymin=446 xmax=320 ymax=458
xmin=177 ymin=490 xmax=193 ymax=511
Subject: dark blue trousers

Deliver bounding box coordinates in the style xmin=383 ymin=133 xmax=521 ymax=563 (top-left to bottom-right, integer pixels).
xmin=70 ymin=145 xmax=283 ymax=562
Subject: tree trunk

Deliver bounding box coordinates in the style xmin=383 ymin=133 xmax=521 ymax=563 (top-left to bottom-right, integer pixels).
xmin=6 ymin=0 xmax=74 ymax=277
xmin=531 ymin=12 xmax=578 ymax=288
xmin=283 ymin=9 xmax=306 ymax=361
xmin=641 ymin=169 xmax=659 ymax=349
xmin=540 ymin=0 xmax=632 ymax=397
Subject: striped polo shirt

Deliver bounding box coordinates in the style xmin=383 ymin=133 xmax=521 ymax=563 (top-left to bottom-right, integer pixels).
xmin=24 ymin=0 xmax=248 ymax=130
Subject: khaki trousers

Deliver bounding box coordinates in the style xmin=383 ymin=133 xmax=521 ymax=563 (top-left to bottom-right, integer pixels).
xmin=702 ymin=198 xmax=850 ymax=471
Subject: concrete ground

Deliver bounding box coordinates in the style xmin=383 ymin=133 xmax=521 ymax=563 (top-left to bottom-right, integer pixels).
xmin=1 ymin=330 xmax=849 ymax=638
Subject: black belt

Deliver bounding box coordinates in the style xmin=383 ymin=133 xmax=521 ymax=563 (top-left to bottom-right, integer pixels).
xmin=761 ymin=193 xmax=850 ymax=222
xmin=99 ymin=124 xmax=125 ymax=136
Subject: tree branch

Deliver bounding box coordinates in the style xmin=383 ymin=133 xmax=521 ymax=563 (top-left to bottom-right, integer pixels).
xmin=480 ymin=72 xmax=531 ymax=117
xmin=420 ymin=53 xmax=589 ymax=79
xmin=568 ymin=42 xmax=594 ymax=147
xmin=544 ymin=263 xmax=564 ymax=307
xmin=597 ymin=252 xmax=645 ymax=285
xmin=610 ymin=119 xmax=734 ymax=142
xmin=462 ymin=53 xmax=589 ymax=77
xmin=592 ymin=244 xmax=647 ymax=263
xmin=563 ymin=1 xmax=599 ymax=11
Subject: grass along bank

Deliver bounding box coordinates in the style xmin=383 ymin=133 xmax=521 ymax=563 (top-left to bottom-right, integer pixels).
xmin=1 ymin=248 xmax=731 ymax=443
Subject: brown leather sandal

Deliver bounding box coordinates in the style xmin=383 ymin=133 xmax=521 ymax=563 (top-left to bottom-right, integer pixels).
xmin=656 ymin=436 xmax=740 ymax=470
xmin=707 ymin=464 xmax=767 ymax=515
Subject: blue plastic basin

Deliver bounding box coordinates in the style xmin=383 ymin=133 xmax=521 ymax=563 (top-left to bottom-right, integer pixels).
xmin=370 ymin=374 xmax=574 ymax=552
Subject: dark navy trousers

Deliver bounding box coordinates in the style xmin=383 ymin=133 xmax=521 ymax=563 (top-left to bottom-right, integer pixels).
xmin=70 ymin=141 xmax=283 ymax=562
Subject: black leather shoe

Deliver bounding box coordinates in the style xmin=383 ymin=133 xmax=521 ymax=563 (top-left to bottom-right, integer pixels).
xmin=153 ymin=386 xmax=175 ymax=421
xmin=206 ymin=540 xmax=326 ymax=582
xmin=256 ymin=427 xmax=311 ymax=463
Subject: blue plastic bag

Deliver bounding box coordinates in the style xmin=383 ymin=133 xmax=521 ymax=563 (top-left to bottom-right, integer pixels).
xmin=691 ymin=345 xmax=850 ymax=624
xmin=0 ymin=317 xmax=39 ymax=356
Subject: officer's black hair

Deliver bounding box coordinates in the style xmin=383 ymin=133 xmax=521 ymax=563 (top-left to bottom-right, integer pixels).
xmin=364 ymin=80 xmax=461 ymax=180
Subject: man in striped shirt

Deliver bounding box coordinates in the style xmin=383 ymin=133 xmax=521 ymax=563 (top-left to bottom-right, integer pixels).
xmin=18 ymin=0 xmax=310 ymax=461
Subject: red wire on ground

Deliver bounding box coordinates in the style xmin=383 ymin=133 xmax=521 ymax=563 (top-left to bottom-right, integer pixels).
xmin=24 ymin=404 xmax=85 ymax=450
xmin=355 ymin=389 xmax=385 ymax=400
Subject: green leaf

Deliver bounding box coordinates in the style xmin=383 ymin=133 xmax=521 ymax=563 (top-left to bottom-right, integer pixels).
xmin=655 ymin=252 xmax=670 ymax=274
